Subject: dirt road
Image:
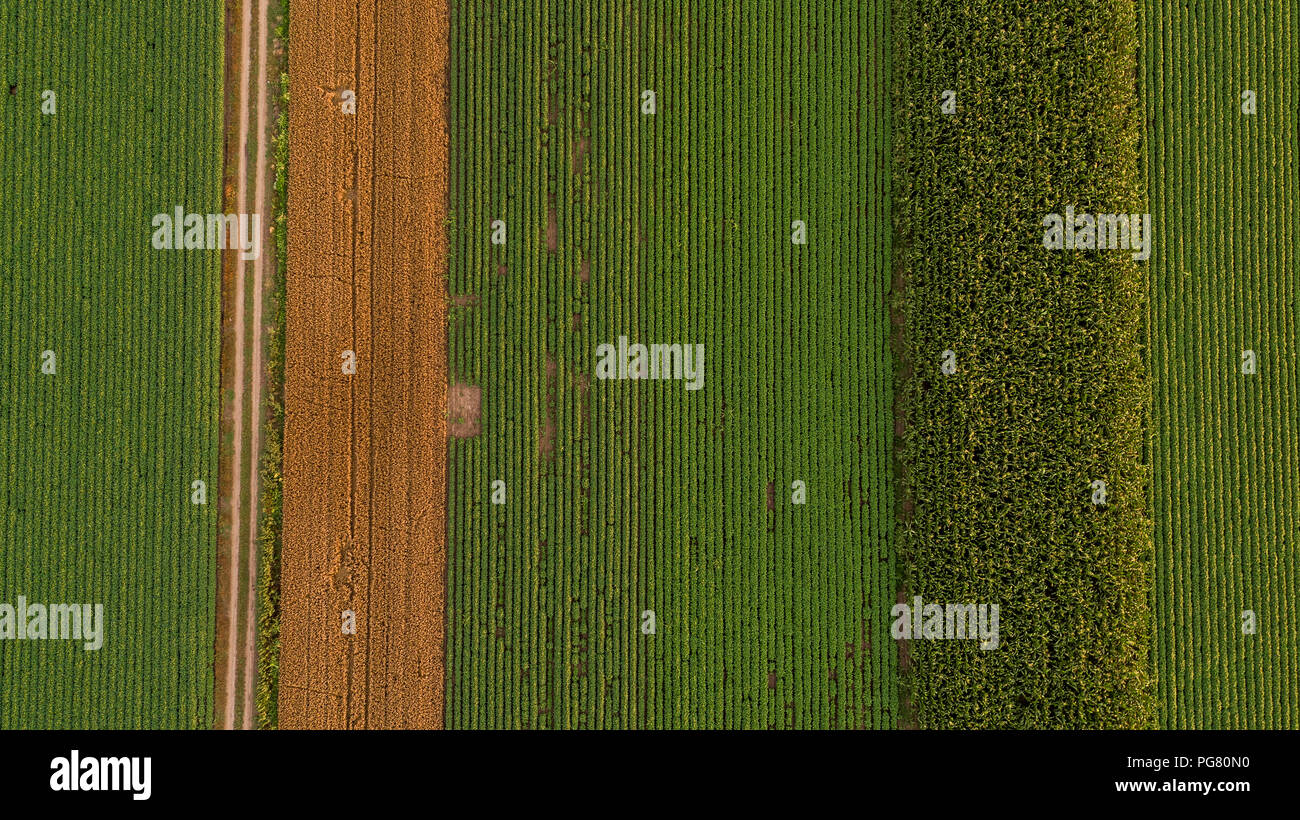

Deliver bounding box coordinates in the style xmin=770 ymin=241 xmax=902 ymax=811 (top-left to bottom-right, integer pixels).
xmin=278 ymin=0 xmax=449 ymax=729
xmin=216 ymin=0 xmax=275 ymax=731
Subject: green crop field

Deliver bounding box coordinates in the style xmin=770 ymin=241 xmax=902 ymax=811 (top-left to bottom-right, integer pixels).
xmin=0 ymin=4 xmax=223 ymax=727
xmin=893 ymin=0 xmax=1154 ymax=728
xmin=445 ymin=0 xmax=896 ymax=728
xmin=1142 ymin=1 xmax=1300 ymax=728
xmin=3 ymin=0 xmax=1295 ymax=735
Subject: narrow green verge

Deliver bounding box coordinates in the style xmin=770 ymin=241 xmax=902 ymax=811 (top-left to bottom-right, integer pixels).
xmin=255 ymin=43 xmax=290 ymax=729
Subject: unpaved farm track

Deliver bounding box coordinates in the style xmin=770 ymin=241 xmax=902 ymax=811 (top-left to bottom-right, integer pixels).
xmin=279 ymin=0 xmax=449 ymax=728
xmin=216 ymin=0 xmax=275 ymax=731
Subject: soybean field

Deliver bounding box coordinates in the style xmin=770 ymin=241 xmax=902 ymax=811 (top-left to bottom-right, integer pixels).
xmin=445 ymin=0 xmax=896 ymax=728
xmin=1142 ymin=0 xmax=1300 ymax=728
xmin=0 ymin=4 xmax=224 ymax=727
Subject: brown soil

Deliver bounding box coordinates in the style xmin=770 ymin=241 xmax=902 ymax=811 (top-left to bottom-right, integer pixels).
xmin=448 ymin=383 xmax=482 ymax=438
xmin=894 ymin=588 xmax=916 ymax=728
xmin=213 ymin=0 xmax=240 ymax=731
xmin=573 ymin=134 xmax=589 ymax=176
xmin=578 ymin=258 xmax=590 ymax=282
xmin=278 ymin=0 xmax=448 ymax=729
xmin=451 ymin=293 xmax=480 ymax=307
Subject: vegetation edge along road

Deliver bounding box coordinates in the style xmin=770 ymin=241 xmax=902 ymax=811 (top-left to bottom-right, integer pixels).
xmin=255 ymin=21 xmax=290 ymax=732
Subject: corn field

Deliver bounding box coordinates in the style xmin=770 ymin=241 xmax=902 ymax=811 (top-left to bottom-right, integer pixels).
xmin=893 ymin=0 xmax=1155 ymax=728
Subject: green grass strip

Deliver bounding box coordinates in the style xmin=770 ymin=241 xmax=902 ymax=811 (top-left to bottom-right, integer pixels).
xmin=255 ymin=45 xmax=290 ymax=730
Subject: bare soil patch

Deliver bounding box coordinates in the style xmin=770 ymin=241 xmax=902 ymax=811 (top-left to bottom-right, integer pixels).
xmin=546 ymin=193 xmax=558 ymax=253
xmin=449 ymin=382 xmax=482 ymax=438
xmin=573 ymin=134 xmax=589 ymax=176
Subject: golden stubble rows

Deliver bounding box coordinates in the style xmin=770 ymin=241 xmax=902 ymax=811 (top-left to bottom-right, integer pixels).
xmin=279 ymin=0 xmax=448 ymax=729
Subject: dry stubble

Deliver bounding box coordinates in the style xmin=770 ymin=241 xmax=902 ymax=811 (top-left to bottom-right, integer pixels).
xmin=279 ymin=0 xmax=448 ymax=729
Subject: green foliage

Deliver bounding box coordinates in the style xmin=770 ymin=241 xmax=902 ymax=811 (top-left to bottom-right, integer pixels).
xmin=256 ymin=63 xmax=290 ymax=731
xmin=445 ymin=0 xmax=896 ymax=728
xmin=1142 ymin=0 xmax=1300 ymax=728
xmin=0 ymin=2 xmax=223 ymax=727
xmin=893 ymin=0 xmax=1155 ymax=727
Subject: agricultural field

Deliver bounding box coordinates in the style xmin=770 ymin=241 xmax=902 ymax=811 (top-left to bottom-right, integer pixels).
xmin=1142 ymin=0 xmax=1300 ymax=728
xmin=276 ymin=0 xmax=449 ymax=729
xmin=445 ymin=0 xmax=896 ymax=728
xmin=0 ymin=4 xmax=224 ymax=727
xmin=893 ymin=0 xmax=1154 ymax=727
xmin=5 ymin=0 xmax=1298 ymax=736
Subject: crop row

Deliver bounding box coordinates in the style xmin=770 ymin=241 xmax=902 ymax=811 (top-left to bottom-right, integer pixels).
xmin=0 ymin=3 xmax=223 ymax=728
xmin=446 ymin=0 xmax=896 ymax=728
